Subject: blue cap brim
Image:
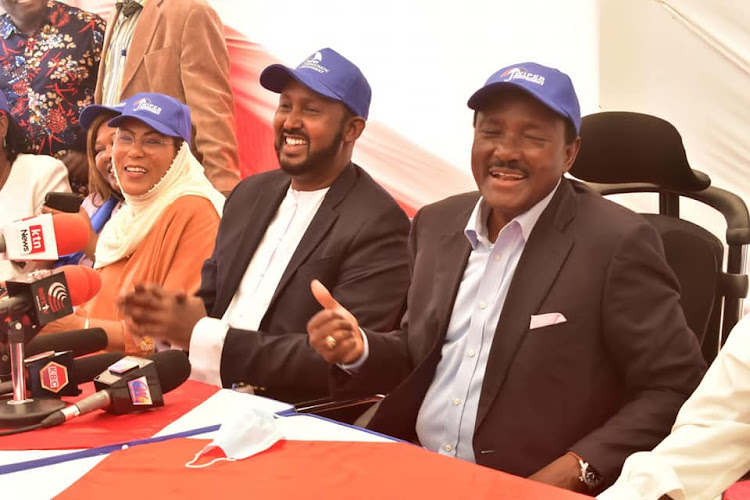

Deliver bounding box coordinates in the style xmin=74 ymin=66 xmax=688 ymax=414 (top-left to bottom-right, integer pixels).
xmin=79 ymin=103 xmax=125 ymax=131
xmin=467 ymin=82 xmax=577 ymax=132
xmin=107 ymin=114 xmax=184 ymax=141
xmin=260 ymin=64 xmax=346 ymax=107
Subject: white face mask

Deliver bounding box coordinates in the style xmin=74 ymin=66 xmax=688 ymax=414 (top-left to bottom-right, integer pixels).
xmin=185 ymin=407 xmax=284 ymax=468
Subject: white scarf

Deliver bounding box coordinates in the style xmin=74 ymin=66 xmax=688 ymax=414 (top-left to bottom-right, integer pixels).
xmin=95 ymin=142 xmax=225 ymax=268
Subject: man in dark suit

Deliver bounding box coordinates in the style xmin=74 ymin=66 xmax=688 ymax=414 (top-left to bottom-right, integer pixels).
xmin=120 ymin=48 xmax=410 ymax=403
xmin=307 ymin=62 xmax=706 ymax=494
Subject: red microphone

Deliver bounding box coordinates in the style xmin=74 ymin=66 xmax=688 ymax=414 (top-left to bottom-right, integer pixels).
xmin=57 ymin=265 xmax=102 ymax=306
xmin=0 ymin=213 xmax=89 ymax=261
xmin=1 ymin=265 xmax=101 ymax=335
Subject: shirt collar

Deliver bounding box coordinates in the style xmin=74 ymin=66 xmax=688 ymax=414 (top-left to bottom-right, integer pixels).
xmin=464 ymin=178 xmax=562 ymax=249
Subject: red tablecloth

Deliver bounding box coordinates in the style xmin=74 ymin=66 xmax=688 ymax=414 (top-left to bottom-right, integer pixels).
xmin=57 ymin=438 xmax=590 ymax=499
xmin=0 ymin=380 xmax=219 ymax=450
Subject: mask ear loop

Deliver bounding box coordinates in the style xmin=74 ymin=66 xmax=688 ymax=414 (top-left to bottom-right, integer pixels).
xmin=185 ymin=446 xmax=235 ymax=469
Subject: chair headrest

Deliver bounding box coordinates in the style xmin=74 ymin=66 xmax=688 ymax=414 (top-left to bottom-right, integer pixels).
xmin=570 ymin=111 xmax=710 ymax=191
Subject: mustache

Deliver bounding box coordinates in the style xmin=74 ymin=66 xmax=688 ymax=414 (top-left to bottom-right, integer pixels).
xmin=487 ymin=158 xmax=527 ymax=173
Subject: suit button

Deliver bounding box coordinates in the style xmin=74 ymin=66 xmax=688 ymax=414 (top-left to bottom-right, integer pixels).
xmin=444 ymin=444 xmax=452 ymax=452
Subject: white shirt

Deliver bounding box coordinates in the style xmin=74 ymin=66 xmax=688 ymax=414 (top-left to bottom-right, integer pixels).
xmin=189 ymin=186 xmax=329 ymax=386
xmin=415 ymin=184 xmax=557 ymax=462
xmin=599 ymin=313 xmax=750 ymax=500
xmin=0 ymin=154 xmax=70 ymax=281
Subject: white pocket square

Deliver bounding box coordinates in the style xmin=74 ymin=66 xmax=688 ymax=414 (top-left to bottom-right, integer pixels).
xmin=529 ymin=312 xmax=567 ymax=330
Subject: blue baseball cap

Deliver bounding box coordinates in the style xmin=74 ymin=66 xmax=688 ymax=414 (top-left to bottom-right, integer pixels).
xmin=107 ymin=92 xmax=192 ymax=144
xmin=78 ymin=100 xmax=127 ymax=130
xmin=467 ymin=62 xmax=581 ymax=134
xmin=260 ymin=48 xmax=372 ymax=120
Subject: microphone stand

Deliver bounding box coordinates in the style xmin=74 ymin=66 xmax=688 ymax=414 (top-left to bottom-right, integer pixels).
xmin=0 ymin=319 xmax=65 ymax=427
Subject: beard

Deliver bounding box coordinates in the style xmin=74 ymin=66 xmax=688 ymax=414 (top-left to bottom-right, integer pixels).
xmin=275 ymin=124 xmax=345 ymax=178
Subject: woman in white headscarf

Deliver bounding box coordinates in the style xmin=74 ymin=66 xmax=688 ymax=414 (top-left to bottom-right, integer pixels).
xmin=43 ymin=93 xmax=225 ymax=355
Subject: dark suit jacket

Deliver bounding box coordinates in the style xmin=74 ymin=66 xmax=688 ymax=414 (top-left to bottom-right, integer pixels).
xmin=95 ymin=0 xmax=240 ymax=192
xmin=197 ymin=163 xmax=410 ymax=403
xmin=336 ymin=178 xmax=706 ymax=487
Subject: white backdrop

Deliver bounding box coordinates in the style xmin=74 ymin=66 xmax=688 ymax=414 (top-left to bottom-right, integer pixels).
xmin=49 ymin=0 xmax=750 ymax=273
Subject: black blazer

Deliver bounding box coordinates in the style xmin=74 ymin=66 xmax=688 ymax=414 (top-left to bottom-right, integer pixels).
xmin=336 ymin=178 xmax=706 ymax=487
xmin=197 ymin=163 xmax=410 ymax=402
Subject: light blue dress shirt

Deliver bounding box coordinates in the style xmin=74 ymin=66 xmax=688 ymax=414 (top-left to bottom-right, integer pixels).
xmin=415 ymin=182 xmax=560 ymax=462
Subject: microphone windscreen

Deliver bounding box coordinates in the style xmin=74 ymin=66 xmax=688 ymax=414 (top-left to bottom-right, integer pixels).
xmin=25 ymin=328 xmax=108 ymax=358
xmin=58 ymin=265 xmax=102 ymax=305
xmin=75 ymin=351 xmax=125 ymax=383
xmin=150 ymin=350 xmax=191 ymax=393
xmin=51 ymin=213 xmax=90 ymax=255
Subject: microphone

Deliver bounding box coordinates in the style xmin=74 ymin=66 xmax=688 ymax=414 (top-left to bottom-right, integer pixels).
xmin=0 ymin=266 xmax=103 ymax=426
xmin=0 ymin=351 xmax=125 ymax=397
xmin=25 ymin=328 xmax=108 ymax=358
xmin=0 ymin=265 xmax=101 ymax=339
xmin=41 ymin=350 xmax=190 ymax=427
xmin=0 ymin=213 xmax=89 ymax=261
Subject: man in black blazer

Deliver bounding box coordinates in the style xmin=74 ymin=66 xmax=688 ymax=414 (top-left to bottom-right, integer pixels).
xmin=307 ymin=62 xmax=706 ymax=494
xmin=120 ymin=48 xmax=410 ymax=403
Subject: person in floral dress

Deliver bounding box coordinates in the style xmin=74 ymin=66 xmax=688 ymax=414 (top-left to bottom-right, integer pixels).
xmin=0 ymin=0 xmax=105 ymax=195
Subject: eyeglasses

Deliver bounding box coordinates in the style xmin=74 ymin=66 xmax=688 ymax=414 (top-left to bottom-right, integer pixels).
xmin=114 ymin=131 xmax=172 ymax=154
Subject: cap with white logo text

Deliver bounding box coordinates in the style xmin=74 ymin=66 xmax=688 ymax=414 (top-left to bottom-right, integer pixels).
xmin=107 ymin=93 xmax=192 ymax=144
xmin=260 ymin=48 xmax=372 ymax=120
xmin=467 ymin=62 xmax=581 ymax=134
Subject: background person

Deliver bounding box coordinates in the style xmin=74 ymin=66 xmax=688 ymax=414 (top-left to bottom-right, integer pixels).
xmin=95 ymin=0 xmax=240 ymax=193
xmin=48 ymin=103 xmax=125 ymax=267
xmin=0 ymin=0 xmax=105 ymax=194
xmin=42 ymin=92 xmax=224 ymax=355
xmin=0 ymin=92 xmax=70 ymax=281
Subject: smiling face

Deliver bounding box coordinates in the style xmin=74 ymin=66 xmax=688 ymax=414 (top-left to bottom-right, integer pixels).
xmin=93 ymin=122 xmax=117 ymax=191
xmin=112 ymin=118 xmax=178 ymax=197
xmin=273 ymin=80 xmax=361 ymax=191
xmin=471 ymin=88 xmax=580 ymax=240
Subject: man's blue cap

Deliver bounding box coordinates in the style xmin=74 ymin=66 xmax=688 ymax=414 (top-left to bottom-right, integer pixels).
xmin=467 ymin=62 xmax=581 ymax=134
xmin=79 ymin=100 xmax=127 ymax=130
xmin=107 ymin=92 xmax=192 ymax=144
xmin=260 ymin=48 xmax=372 ymax=120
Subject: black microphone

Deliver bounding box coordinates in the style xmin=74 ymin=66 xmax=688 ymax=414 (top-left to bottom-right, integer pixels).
xmin=40 ymin=350 xmax=190 ymax=428
xmin=0 ymin=351 xmax=125 ymax=397
xmin=1 ymin=266 xmax=102 ymax=342
xmin=0 ymin=324 xmax=107 ymax=383
xmin=25 ymin=328 xmax=108 ymax=358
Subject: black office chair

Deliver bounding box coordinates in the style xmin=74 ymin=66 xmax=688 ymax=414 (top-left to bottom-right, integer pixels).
xmin=569 ymin=111 xmax=750 ymax=364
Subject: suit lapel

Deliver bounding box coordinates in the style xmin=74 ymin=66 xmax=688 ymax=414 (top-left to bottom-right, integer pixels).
xmin=214 ymin=174 xmax=289 ymax=315
xmin=475 ymin=180 xmax=576 ymax=430
xmin=95 ymin=6 xmax=121 ymax=103
xmin=120 ymin=0 xmax=163 ymax=94
xmin=267 ymin=164 xmax=358 ymax=306
xmin=430 ymin=202 xmax=476 ymax=347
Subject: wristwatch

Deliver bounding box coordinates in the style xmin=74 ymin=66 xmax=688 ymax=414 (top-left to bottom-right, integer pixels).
xmin=569 ymin=451 xmax=603 ymax=489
